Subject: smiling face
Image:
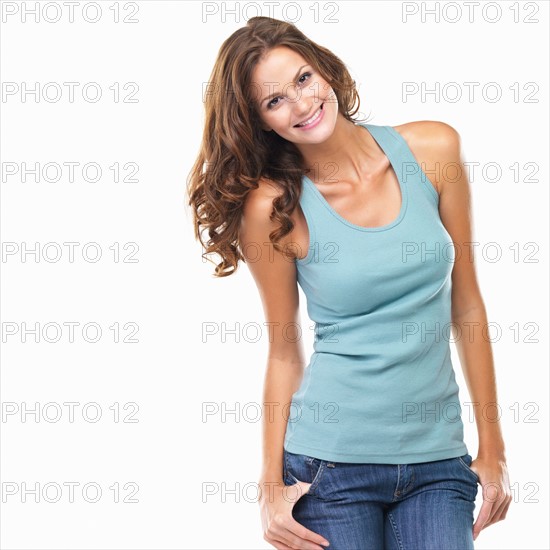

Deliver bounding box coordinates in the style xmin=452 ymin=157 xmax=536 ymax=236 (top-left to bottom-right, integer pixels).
xmin=251 ymin=46 xmax=339 ymax=145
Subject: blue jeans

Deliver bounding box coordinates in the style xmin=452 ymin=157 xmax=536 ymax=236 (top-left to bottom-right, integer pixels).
xmin=283 ymin=449 xmax=480 ymax=550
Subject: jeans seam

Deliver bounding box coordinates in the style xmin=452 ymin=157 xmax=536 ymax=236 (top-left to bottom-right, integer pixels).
xmin=393 ymin=465 xmax=401 ymax=497
xmin=284 ymin=450 xmax=297 ymax=484
xmin=387 ymin=511 xmax=404 ymax=550
xmin=309 ymin=460 xmax=326 ymax=494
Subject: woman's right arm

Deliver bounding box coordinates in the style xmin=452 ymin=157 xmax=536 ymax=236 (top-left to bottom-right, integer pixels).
xmin=240 ymin=180 xmax=330 ymax=550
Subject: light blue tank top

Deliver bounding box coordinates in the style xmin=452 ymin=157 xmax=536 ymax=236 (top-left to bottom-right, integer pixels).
xmin=283 ymin=123 xmax=469 ymax=464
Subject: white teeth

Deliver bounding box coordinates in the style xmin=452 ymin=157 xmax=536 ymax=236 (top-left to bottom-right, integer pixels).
xmin=296 ymin=105 xmax=322 ymax=127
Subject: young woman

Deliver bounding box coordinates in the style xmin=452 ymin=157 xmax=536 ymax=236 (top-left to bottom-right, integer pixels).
xmin=187 ymin=16 xmax=511 ymax=550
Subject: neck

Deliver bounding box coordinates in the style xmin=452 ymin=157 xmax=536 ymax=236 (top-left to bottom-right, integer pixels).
xmin=296 ymin=115 xmax=378 ymax=186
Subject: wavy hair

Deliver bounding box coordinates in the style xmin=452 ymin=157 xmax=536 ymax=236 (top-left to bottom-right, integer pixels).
xmin=186 ymin=16 xmax=370 ymax=277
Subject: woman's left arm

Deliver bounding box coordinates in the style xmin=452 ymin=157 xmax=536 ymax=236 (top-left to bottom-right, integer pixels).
xmin=402 ymin=121 xmax=512 ymax=542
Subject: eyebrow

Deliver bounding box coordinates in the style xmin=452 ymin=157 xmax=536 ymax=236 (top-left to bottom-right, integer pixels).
xmin=260 ymin=64 xmax=310 ymax=106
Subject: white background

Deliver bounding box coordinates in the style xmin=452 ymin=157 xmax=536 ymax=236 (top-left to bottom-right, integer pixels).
xmin=1 ymin=1 xmax=548 ymax=549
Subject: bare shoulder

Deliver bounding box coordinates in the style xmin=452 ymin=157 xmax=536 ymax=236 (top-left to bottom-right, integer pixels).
xmin=391 ymin=121 xmax=462 ymax=195
xmin=241 ymin=177 xmax=283 ymax=237
xmin=242 ymin=176 xmax=283 ymax=212
xmin=241 ymin=176 xmax=298 ymax=252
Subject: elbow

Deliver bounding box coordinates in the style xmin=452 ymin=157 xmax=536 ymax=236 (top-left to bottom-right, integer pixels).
xmin=451 ymin=301 xmax=486 ymax=321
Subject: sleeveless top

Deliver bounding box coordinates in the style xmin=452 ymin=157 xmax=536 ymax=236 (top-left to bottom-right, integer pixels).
xmin=283 ymin=123 xmax=469 ymax=464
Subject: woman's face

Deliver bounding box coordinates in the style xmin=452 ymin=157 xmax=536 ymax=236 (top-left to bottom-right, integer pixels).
xmin=251 ymin=46 xmax=338 ymax=144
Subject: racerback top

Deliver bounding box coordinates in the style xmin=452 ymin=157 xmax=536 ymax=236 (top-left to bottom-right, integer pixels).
xmin=283 ymin=123 xmax=469 ymax=464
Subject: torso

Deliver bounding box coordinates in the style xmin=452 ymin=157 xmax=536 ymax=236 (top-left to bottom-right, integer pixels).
xmin=284 ymin=122 xmax=440 ymax=261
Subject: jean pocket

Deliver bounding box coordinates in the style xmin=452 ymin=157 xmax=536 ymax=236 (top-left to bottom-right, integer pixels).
xmin=283 ymin=449 xmax=327 ymax=495
xmin=457 ymin=454 xmax=480 ymax=483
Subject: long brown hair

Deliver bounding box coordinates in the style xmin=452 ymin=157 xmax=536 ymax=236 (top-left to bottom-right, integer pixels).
xmin=186 ymin=16 xmax=370 ymax=277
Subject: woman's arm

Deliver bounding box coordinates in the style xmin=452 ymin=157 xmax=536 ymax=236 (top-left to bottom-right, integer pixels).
xmin=430 ymin=123 xmax=507 ymax=458
xmin=240 ymin=179 xmax=330 ymax=550
xmin=401 ymin=120 xmax=512 ymax=541
xmin=240 ymin=180 xmax=306 ymax=482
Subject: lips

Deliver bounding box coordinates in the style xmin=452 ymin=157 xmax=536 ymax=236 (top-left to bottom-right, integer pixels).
xmin=294 ymin=103 xmax=324 ymax=127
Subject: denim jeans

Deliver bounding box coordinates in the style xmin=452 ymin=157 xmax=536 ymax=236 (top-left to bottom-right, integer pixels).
xmin=283 ymin=449 xmax=480 ymax=550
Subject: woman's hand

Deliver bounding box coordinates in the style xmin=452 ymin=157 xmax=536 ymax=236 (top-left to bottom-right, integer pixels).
xmin=469 ymin=455 xmax=512 ymax=541
xmin=258 ymin=478 xmax=330 ymax=549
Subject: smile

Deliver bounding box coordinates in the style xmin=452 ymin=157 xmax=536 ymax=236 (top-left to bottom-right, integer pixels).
xmin=294 ymin=103 xmax=324 ymax=128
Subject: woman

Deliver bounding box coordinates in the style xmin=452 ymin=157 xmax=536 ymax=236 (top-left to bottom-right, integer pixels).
xmin=187 ymin=16 xmax=511 ymax=550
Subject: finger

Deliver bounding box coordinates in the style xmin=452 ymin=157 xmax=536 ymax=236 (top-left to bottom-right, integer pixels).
xmin=484 ymin=492 xmax=513 ymax=527
xmin=266 ymin=540 xmax=294 ymax=550
xmin=484 ymin=494 xmax=508 ymax=526
xmin=473 ymin=497 xmax=494 ymax=540
xmin=267 ymin=499 xmax=330 ymax=550
xmin=265 ymin=528 xmax=299 ymax=549
xmin=281 ymin=481 xmax=312 ymax=504
xmin=265 ymin=539 xmax=295 ymax=550
xmin=483 ymin=482 xmax=511 ymax=525
xmin=281 ymin=531 xmax=330 ymax=550
xmin=283 ymin=517 xmax=331 ymax=549
xmin=500 ymin=494 xmax=513 ymax=520
xmin=270 ymin=527 xmax=328 ymax=550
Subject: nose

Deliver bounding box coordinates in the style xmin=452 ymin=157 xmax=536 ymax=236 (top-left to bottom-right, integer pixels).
xmin=288 ymin=86 xmax=315 ymax=117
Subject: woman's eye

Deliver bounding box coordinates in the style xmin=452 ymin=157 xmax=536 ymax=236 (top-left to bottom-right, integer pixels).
xmin=266 ymin=73 xmax=312 ymax=109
